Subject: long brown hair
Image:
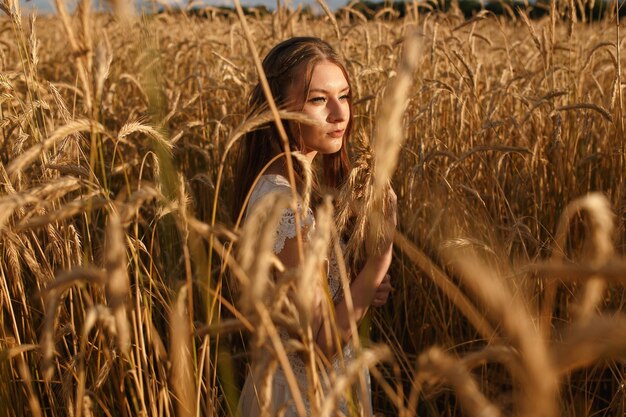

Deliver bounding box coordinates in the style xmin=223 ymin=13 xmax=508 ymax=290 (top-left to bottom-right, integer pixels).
xmin=232 ymin=37 xmax=353 ymax=222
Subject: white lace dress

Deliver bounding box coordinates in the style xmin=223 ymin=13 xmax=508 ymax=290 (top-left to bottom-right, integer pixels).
xmin=237 ymin=174 xmax=372 ymax=417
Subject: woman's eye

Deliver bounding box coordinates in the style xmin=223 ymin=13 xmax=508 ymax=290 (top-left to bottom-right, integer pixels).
xmin=309 ymin=96 xmax=326 ymax=104
xmin=340 ymin=94 xmax=351 ymax=101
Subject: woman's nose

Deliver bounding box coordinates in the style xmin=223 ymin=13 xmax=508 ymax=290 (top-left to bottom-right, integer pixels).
xmin=328 ymin=99 xmax=348 ymax=122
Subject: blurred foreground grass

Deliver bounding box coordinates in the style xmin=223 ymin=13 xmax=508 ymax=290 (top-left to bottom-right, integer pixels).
xmin=1 ymin=2 xmax=626 ymax=416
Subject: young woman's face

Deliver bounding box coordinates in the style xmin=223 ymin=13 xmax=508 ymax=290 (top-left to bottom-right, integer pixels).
xmin=290 ymin=60 xmax=350 ymax=160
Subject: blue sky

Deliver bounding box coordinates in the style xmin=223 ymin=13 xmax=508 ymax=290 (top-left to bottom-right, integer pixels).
xmin=18 ymin=0 xmax=348 ymax=14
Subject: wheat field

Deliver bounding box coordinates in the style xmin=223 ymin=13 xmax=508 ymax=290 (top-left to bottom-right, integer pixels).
xmin=1 ymin=0 xmax=626 ymax=416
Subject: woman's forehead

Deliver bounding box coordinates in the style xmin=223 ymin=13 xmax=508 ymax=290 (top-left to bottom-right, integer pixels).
xmin=289 ymin=60 xmax=348 ymax=93
xmin=308 ymin=61 xmax=349 ymax=91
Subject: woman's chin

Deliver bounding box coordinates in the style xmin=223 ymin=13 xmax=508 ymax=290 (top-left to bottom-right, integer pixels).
xmin=323 ymin=138 xmax=343 ymax=154
xmin=304 ymin=137 xmax=344 ymax=156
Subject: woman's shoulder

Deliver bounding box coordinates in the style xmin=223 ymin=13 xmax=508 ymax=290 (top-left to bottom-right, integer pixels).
xmin=258 ymin=174 xmax=292 ymax=189
xmin=246 ymin=174 xmax=293 ymax=217
xmin=249 ymin=174 xmax=291 ymax=200
xmin=246 ymin=174 xmax=315 ymax=253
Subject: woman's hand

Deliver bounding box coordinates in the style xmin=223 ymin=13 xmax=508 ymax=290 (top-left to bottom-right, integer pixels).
xmin=371 ymin=274 xmax=392 ymax=307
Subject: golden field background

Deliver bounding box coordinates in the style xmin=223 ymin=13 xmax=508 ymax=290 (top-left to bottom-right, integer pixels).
xmin=1 ymin=1 xmax=626 ymax=416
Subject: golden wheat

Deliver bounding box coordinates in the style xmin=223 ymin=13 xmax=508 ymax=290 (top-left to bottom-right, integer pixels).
xmin=1 ymin=4 xmax=625 ymax=417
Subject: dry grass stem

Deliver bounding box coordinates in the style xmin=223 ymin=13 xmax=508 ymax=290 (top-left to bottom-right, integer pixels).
xmin=15 ymin=194 xmax=107 ymax=231
xmin=104 ymin=210 xmax=131 ymax=355
xmin=2 ymin=7 xmax=626 ymax=417
xmin=394 ymin=232 xmax=496 ymax=340
xmin=543 ymin=193 xmax=616 ymax=332
xmin=447 ymin=255 xmax=557 ymax=417
xmin=297 ymin=197 xmax=332 ymax=325
xmin=318 ymin=345 xmax=390 ymax=417
xmin=552 ymin=314 xmax=626 ymax=374
xmin=40 ymin=267 xmax=106 ymax=381
xmin=170 ymin=286 xmax=197 ymax=417
xmin=237 ymin=192 xmax=291 ymax=312
xmin=410 ymin=347 xmax=501 ymax=417
xmin=372 ymin=31 xmax=421 ymax=196
xmin=6 ymin=119 xmax=105 ymax=177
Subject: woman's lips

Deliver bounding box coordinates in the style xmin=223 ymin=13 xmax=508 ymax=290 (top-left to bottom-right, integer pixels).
xmin=328 ymin=129 xmax=345 ymax=138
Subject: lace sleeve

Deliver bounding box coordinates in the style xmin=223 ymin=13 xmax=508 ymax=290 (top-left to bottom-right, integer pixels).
xmin=273 ymin=206 xmax=315 ymax=254
xmin=246 ymin=175 xmax=315 ymax=254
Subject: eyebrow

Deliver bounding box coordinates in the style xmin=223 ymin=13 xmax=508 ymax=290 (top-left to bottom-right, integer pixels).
xmin=308 ymin=86 xmax=350 ymax=94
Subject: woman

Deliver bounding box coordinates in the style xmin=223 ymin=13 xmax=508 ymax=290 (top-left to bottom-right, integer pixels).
xmin=233 ymin=37 xmax=395 ymax=417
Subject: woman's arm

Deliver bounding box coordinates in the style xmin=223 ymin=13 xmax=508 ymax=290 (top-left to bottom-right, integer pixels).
xmin=317 ymin=244 xmax=393 ymax=349
xmin=276 ymin=190 xmax=397 ymax=357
